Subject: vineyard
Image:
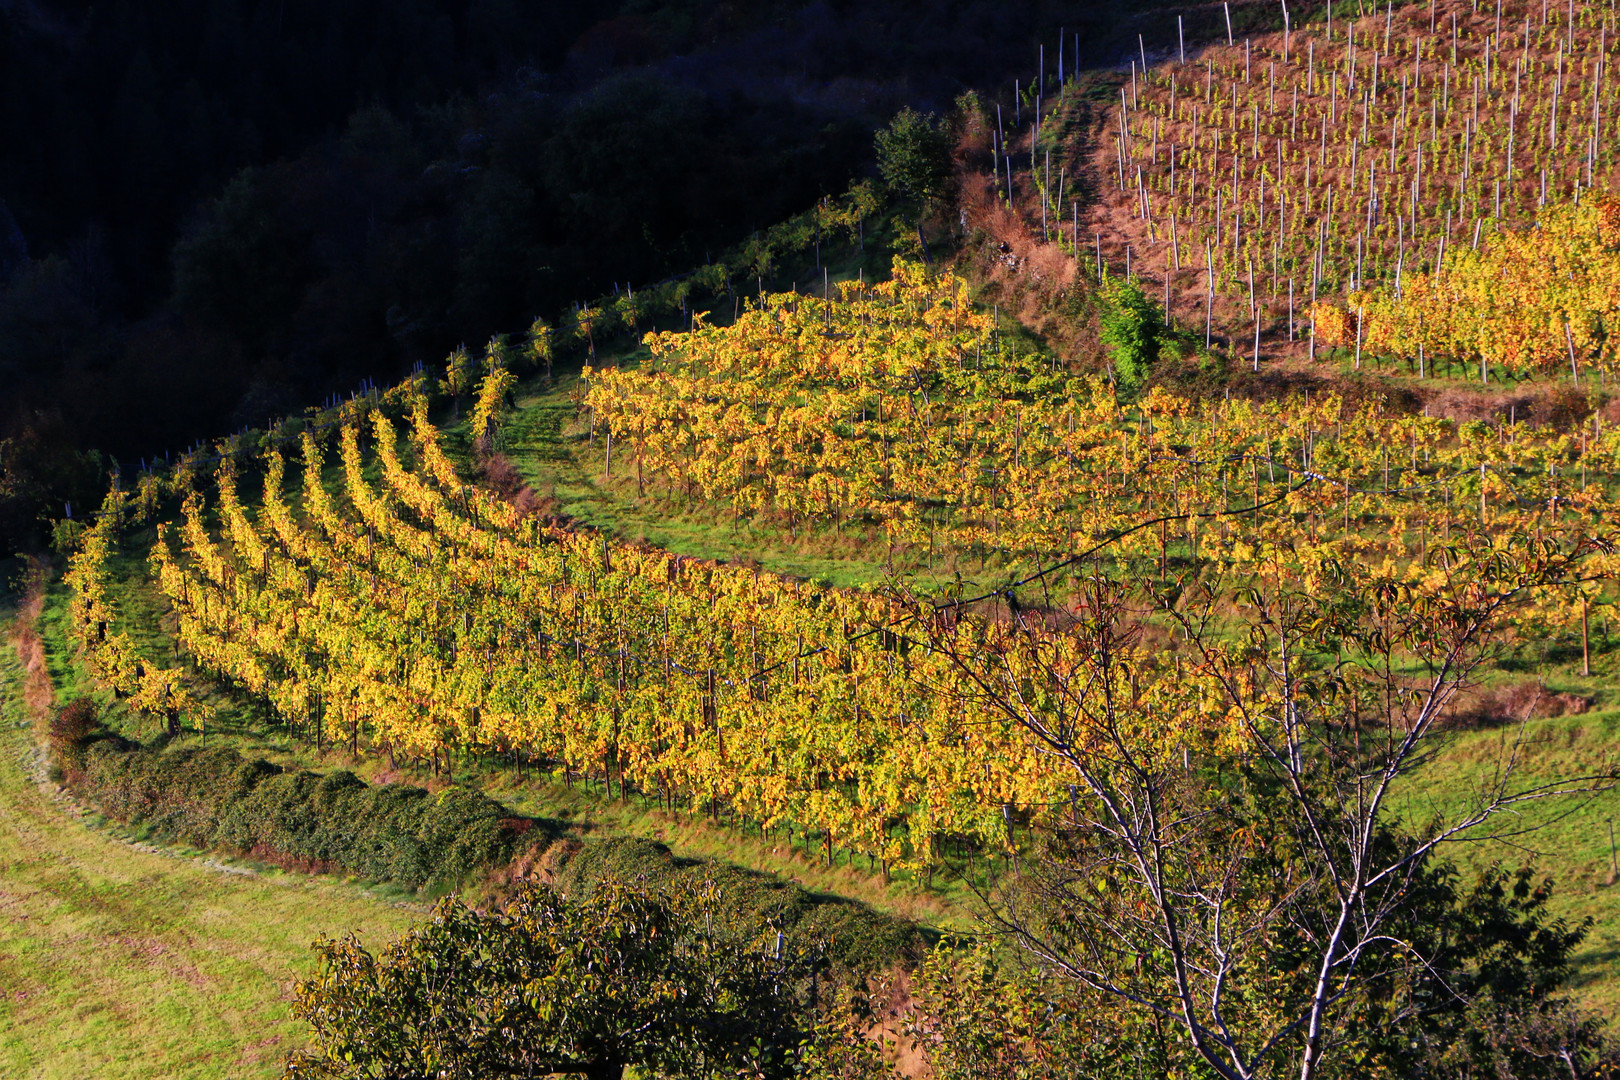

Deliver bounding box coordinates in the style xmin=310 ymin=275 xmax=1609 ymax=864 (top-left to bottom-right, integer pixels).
xmin=587 ymin=259 xmax=1620 ymax=575
xmin=65 ymin=261 xmax=1620 ymax=882
xmin=32 ymin=4 xmax=1620 ymax=1073
xmin=1055 ymin=0 xmax=1620 ymax=376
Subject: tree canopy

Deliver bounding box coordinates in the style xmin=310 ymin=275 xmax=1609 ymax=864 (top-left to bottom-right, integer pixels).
xmin=285 ymin=881 xmax=826 ymax=1080
xmin=875 ymin=108 xmax=951 ymax=208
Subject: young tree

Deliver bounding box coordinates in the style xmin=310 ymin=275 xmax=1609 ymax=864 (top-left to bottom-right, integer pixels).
xmin=525 ymin=316 xmax=555 ymax=385
xmin=284 ymin=881 xmax=821 ymax=1080
xmin=875 ymin=108 xmax=950 ymax=258
xmin=614 ymin=293 xmax=642 ymax=336
xmin=574 ymin=304 xmax=603 ymax=363
xmin=914 ymin=531 xmax=1618 ymax=1080
xmin=439 ymin=344 xmax=476 ymax=420
xmin=470 ymin=335 xmax=517 ymax=455
xmin=1096 ymin=272 xmax=1169 ymax=400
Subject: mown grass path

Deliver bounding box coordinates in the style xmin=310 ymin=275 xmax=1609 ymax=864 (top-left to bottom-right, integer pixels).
xmin=0 ymin=629 xmax=413 ymax=1079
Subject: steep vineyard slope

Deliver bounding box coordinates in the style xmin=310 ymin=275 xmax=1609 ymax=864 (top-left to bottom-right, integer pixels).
xmin=1044 ymin=0 xmax=1620 ymax=373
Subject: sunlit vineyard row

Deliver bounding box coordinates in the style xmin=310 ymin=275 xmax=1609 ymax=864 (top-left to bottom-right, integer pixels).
xmin=588 ymin=262 xmax=1620 ymax=581
xmin=69 ymin=275 xmax=1620 ymax=876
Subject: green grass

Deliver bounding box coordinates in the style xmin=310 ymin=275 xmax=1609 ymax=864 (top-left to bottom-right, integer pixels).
xmin=37 ymin=554 xmax=298 ymax=763
xmin=0 ymin=620 xmax=415 ymax=1080
xmin=1394 ymin=708 xmax=1620 ymax=1016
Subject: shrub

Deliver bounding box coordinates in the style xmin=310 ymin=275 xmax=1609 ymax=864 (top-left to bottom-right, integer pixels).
xmin=49 ymin=734 xmax=921 ymax=964
xmin=1096 ymin=274 xmax=1167 ymax=399
xmin=72 ymin=738 xmax=550 ymax=890
xmin=554 ymin=836 xmax=926 ymax=974
xmin=286 ymin=881 xmax=836 ymax=1080
xmin=47 ymin=697 xmax=100 ymax=775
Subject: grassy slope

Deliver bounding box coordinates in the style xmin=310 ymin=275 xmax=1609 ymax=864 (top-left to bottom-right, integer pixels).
xmin=38 ymin=165 xmax=1620 ymax=1037
xmin=0 ymin=610 xmax=414 ymax=1079
xmin=499 ymin=372 xmax=911 ymax=589
xmin=1394 ymin=708 xmax=1620 ymax=1015
xmin=461 ymin=764 xmax=978 ymax=930
xmin=495 ymin=366 xmax=1053 ymax=594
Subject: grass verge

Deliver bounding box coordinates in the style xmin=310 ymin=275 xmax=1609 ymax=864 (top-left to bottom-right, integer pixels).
xmin=1394 ymin=709 xmax=1620 ymax=1016
xmin=0 ymin=594 xmax=414 ymax=1080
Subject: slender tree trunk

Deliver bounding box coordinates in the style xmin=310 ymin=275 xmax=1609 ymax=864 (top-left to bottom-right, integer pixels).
xmin=1582 ymin=595 xmax=1591 ymax=676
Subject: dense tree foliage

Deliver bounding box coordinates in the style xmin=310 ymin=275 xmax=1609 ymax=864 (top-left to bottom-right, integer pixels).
xmin=285 ymin=882 xmax=835 ymax=1080
xmin=875 ymin=108 xmax=952 ymax=206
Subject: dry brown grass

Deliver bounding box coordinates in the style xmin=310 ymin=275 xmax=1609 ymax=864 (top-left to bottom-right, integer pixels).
xmin=955 ymin=167 xmax=1095 ymax=359
xmin=1419 ymin=385 xmax=1600 ymax=428
xmin=476 ymin=838 xmax=582 ymax=909
xmin=475 ymin=451 xmax=565 ymax=522
xmin=1442 ymin=679 xmax=1592 ymax=731
xmin=8 ymin=555 xmax=52 ymax=721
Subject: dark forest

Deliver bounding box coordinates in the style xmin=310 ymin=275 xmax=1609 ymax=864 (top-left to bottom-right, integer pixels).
xmin=0 ymin=0 xmax=1203 ymax=547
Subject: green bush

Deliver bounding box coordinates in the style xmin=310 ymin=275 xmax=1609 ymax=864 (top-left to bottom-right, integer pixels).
xmin=554 ymin=836 xmax=927 ymax=973
xmin=74 ymin=739 xmax=549 ymax=890
xmin=287 ymin=880 xmax=850 ymax=1080
xmin=1097 ymin=273 xmax=1168 ymax=400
